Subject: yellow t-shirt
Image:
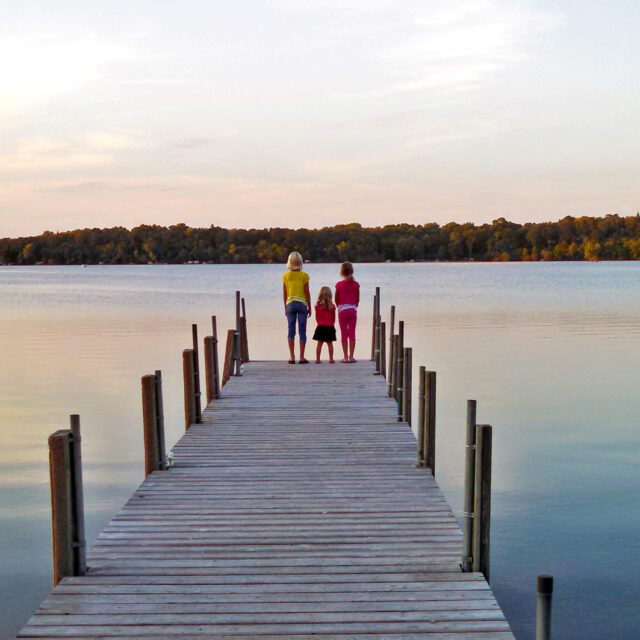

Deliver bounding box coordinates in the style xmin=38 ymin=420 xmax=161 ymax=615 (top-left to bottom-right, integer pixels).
xmin=282 ymin=270 xmax=310 ymax=306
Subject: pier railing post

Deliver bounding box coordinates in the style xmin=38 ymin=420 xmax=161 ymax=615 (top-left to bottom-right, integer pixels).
xmin=192 ymin=324 xmax=202 ymax=423
xmin=142 ymin=375 xmax=159 ymax=476
xmin=462 ymin=399 xmax=477 ymax=572
xmin=211 ymin=316 xmax=220 ymax=398
xmin=396 ymin=320 xmax=404 ymax=413
xmin=48 ymin=421 xmax=86 ymax=586
xmin=142 ymin=373 xmax=167 ymax=476
xmin=241 ymin=297 xmax=250 ymax=362
xmin=536 ymin=575 xmax=553 ymax=640
xmin=154 ymin=371 xmax=167 ymax=469
xmin=472 ymin=424 xmax=492 ymax=581
xmin=403 ymin=347 xmax=412 ymax=424
xmin=222 ymin=329 xmax=236 ymax=387
xmin=388 ymin=306 xmax=395 ymax=394
xmin=417 ymin=366 xmax=426 ymax=465
xmin=380 ymin=322 xmax=386 ymax=380
xmin=424 ymin=371 xmax=437 ymax=475
xmin=371 ymin=293 xmax=378 ymax=362
xmin=373 ymin=287 xmax=381 ymax=374
xmin=389 ymin=334 xmax=397 ymax=398
xmin=68 ymin=415 xmax=86 ymax=576
xmin=234 ymin=291 xmax=243 ymax=376
xmin=183 ymin=349 xmax=196 ymax=430
xmin=204 ymin=336 xmax=215 ymax=404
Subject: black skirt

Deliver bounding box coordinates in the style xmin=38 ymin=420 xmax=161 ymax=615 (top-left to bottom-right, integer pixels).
xmin=312 ymin=325 xmax=337 ymax=342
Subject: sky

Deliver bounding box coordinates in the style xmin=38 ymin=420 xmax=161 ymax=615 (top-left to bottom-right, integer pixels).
xmin=1 ymin=0 xmax=639 ymax=237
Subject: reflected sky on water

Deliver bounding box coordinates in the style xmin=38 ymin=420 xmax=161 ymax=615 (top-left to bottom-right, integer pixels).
xmin=1 ymin=262 xmax=639 ymax=639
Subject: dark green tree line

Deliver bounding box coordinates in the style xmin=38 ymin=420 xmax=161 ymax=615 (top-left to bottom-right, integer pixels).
xmin=2 ymin=215 xmax=640 ymax=265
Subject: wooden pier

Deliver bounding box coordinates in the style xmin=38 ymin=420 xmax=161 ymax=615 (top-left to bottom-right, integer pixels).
xmin=18 ymin=356 xmax=514 ymax=638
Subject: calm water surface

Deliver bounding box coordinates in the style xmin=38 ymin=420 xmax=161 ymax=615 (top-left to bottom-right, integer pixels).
xmin=1 ymin=263 xmax=639 ymax=639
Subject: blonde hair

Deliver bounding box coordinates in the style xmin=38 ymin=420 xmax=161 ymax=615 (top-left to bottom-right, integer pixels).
xmin=340 ymin=261 xmax=354 ymax=279
xmin=287 ymin=251 xmax=303 ymax=271
xmin=316 ymin=286 xmax=333 ymax=310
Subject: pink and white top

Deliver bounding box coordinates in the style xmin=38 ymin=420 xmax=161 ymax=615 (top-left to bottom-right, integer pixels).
xmin=335 ymin=279 xmax=360 ymax=312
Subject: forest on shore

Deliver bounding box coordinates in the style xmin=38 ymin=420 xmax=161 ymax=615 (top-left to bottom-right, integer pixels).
xmin=2 ymin=214 xmax=640 ymax=265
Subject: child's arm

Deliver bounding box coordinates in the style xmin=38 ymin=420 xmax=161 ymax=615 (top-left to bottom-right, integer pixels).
xmin=355 ymin=283 xmax=360 ymax=306
xmin=305 ymin=283 xmax=311 ymax=317
xmin=283 ymin=283 xmax=288 ymax=316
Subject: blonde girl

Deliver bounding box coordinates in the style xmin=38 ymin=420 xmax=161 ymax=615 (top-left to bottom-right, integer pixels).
xmin=282 ymin=251 xmax=311 ymax=364
xmin=312 ymin=286 xmax=337 ymax=363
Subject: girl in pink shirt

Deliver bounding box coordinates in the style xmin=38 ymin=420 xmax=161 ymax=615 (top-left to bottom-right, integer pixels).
xmin=312 ymin=287 xmax=336 ymax=363
xmin=334 ymin=262 xmax=360 ymax=363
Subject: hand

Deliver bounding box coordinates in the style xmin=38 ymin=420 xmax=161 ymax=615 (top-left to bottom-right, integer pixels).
xmin=307 ymin=308 xmax=312 ymax=318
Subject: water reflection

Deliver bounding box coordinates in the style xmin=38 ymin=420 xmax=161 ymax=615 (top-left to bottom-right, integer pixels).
xmin=1 ymin=263 xmax=639 ymax=639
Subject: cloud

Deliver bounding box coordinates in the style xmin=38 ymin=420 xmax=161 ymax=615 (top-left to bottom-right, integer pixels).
xmin=0 ymin=33 xmax=136 ymax=112
xmin=276 ymin=0 xmax=560 ymax=96
xmin=0 ymin=132 xmax=142 ymax=173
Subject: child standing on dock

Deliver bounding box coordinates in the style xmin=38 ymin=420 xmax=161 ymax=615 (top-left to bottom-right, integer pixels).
xmin=335 ymin=262 xmax=360 ymax=363
xmin=282 ymin=251 xmax=311 ymax=364
xmin=312 ymin=287 xmax=336 ymax=363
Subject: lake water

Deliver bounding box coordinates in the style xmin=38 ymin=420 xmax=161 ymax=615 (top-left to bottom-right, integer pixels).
xmin=1 ymin=262 xmax=639 ymax=639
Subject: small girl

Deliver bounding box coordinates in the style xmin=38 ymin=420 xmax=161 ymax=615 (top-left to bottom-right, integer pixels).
xmin=312 ymin=286 xmax=336 ymax=363
xmin=335 ymin=262 xmax=360 ymax=363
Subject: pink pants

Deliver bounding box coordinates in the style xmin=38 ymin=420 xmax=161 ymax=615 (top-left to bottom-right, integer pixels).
xmin=338 ymin=308 xmax=357 ymax=342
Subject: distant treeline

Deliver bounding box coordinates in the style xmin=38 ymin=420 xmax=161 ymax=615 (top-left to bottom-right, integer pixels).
xmin=3 ymin=215 xmax=640 ymax=265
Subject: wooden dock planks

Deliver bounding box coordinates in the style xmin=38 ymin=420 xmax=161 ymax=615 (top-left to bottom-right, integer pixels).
xmin=18 ymin=360 xmax=514 ymax=638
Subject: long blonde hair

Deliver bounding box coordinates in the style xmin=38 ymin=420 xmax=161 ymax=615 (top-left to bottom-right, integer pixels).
xmin=287 ymin=251 xmax=303 ymax=271
xmin=316 ymin=286 xmax=333 ymax=310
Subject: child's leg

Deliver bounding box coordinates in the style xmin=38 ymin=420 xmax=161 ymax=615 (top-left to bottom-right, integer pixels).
xmin=346 ymin=309 xmax=357 ymax=361
xmin=328 ymin=342 xmax=334 ymax=362
xmin=286 ymin=304 xmax=296 ymax=362
xmin=298 ymin=306 xmax=308 ymax=361
xmin=316 ymin=342 xmax=322 ymax=362
xmin=338 ymin=311 xmax=349 ymax=361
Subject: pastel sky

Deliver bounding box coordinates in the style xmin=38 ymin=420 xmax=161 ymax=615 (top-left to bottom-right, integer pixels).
xmin=1 ymin=1 xmax=639 ymax=237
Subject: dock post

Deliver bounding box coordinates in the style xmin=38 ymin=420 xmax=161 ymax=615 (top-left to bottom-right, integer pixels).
xmin=388 ymin=306 xmax=395 ymax=394
xmin=472 ymin=424 xmax=492 ymax=581
xmin=403 ymin=347 xmax=412 ymax=425
xmin=396 ymin=320 xmax=404 ymax=408
xmin=241 ymin=297 xmax=250 ymax=362
xmin=222 ymin=329 xmax=236 ymax=387
xmin=234 ymin=291 xmax=243 ymax=376
xmin=373 ymin=287 xmax=381 ymax=373
xmin=211 ymin=316 xmax=220 ymax=398
xmin=424 ymin=371 xmax=437 ymax=475
xmin=68 ymin=415 xmax=86 ymax=576
xmin=370 ymin=293 xmax=376 ymax=361
xmin=154 ymin=371 xmax=167 ymax=469
xmin=142 ymin=375 xmax=160 ymax=476
xmin=192 ymin=324 xmax=202 ymax=423
xmin=183 ymin=349 xmax=196 ymax=430
xmin=417 ymin=366 xmax=426 ymax=465
xmin=48 ymin=423 xmax=86 ymax=586
xmin=536 ymin=575 xmax=553 ymax=640
xmin=380 ymin=322 xmax=386 ymax=380
xmin=391 ymin=336 xmax=396 ymax=398
xmin=462 ymin=399 xmax=477 ymax=572
xmin=204 ymin=336 xmax=215 ymax=404
xmin=142 ymin=373 xmax=167 ymax=475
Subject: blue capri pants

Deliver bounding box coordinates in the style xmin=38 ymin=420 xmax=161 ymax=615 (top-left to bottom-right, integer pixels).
xmin=286 ymin=301 xmax=307 ymax=342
